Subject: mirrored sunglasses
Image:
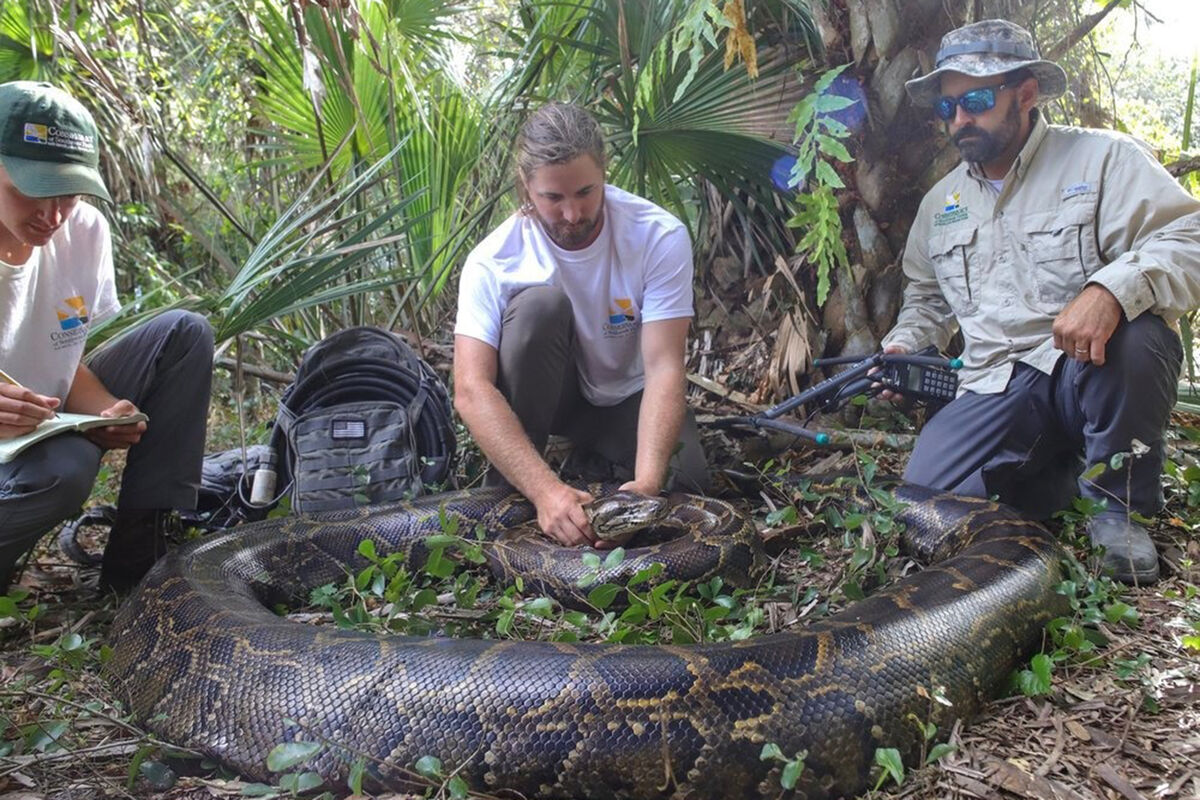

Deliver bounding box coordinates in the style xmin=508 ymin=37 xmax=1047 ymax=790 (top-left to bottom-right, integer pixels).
xmin=934 ymin=83 xmax=1012 ymax=121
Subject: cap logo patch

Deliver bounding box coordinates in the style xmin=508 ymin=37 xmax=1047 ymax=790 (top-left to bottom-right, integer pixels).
xmin=21 ymin=121 xmax=94 ymax=154
xmin=22 ymin=123 xmax=48 ymax=144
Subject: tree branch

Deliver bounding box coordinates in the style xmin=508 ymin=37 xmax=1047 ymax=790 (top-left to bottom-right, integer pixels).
xmin=215 ymin=357 xmax=295 ymax=385
xmin=1044 ymin=0 xmax=1125 ymax=62
xmin=1165 ymin=155 xmax=1200 ymax=178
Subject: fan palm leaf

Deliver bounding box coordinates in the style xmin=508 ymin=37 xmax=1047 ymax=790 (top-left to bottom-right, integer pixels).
xmin=493 ymin=0 xmax=815 ymax=258
xmin=242 ymin=0 xmax=508 ymax=332
xmin=213 ymin=138 xmax=424 ymax=341
xmin=0 ymin=1 xmax=59 ymax=81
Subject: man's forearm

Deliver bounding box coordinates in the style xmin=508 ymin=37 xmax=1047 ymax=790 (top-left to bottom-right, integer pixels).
xmin=631 ymin=367 xmax=686 ymax=494
xmin=64 ymin=363 xmax=121 ymax=415
xmin=457 ymin=381 xmax=561 ymax=502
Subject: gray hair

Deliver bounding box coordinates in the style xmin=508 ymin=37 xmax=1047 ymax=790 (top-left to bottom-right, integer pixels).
xmin=516 ymin=103 xmax=606 ymax=206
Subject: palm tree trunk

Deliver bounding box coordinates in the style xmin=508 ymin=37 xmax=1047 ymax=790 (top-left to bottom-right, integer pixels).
xmin=791 ymin=0 xmax=972 ymax=369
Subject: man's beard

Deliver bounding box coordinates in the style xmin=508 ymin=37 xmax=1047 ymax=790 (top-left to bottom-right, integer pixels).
xmin=952 ymin=100 xmax=1021 ymax=165
xmin=531 ymin=192 xmax=604 ymax=248
xmin=544 ymin=215 xmax=600 ymax=248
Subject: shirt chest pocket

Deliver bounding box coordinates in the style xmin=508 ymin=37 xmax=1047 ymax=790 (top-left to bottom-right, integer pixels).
xmin=929 ymin=224 xmax=980 ymax=315
xmin=1017 ymin=201 xmax=1102 ymax=311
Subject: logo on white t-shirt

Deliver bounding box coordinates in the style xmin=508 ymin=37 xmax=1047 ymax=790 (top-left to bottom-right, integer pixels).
xmin=607 ymin=298 xmax=635 ymax=324
xmin=603 ymin=297 xmax=638 ymax=338
xmin=56 ymin=296 xmax=90 ymax=330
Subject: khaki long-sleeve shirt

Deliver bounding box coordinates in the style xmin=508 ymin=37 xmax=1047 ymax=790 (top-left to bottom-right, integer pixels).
xmin=883 ymin=112 xmax=1200 ymax=394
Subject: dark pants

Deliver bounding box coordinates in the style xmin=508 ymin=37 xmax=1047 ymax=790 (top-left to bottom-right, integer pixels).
xmin=904 ymin=314 xmax=1182 ymax=519
xmin=489 ymin=285 xmax=709 ymax=493
xmin=0 ymin=310 xmax=213 ymax=585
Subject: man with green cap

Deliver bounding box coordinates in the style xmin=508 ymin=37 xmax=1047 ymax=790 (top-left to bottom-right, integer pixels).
xmin=0 ymin=81 xmax=214 ymax=593
xmin=881 ymin=20 xmax=1200 ymax=585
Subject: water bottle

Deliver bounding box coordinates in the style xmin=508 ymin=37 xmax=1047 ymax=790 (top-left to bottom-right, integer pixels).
xmin=249 ymin=448 xmax=277 ymax=506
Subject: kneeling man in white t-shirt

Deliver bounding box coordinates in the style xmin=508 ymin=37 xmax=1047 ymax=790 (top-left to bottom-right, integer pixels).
xmin=454 ymin=102 xmax=707 ymax=547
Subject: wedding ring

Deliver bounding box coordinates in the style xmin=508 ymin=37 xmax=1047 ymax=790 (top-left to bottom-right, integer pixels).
xmin=1074 ymin=346 xmax=1088 ymax=352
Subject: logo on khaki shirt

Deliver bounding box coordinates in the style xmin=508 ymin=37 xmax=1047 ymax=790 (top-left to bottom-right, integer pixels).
xmin=934 ymin=191 xmax=968 ymax=226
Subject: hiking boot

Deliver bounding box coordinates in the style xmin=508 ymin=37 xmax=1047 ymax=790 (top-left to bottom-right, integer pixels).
xmin=98 ymin=509 xmax=175 ymax=594
xmin=1086 ymin=513 xmax=1160 ymax=585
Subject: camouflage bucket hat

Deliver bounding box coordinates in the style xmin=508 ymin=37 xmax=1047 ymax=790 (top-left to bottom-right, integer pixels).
xmin=905 ymin=19 xmax=1067 ymax=107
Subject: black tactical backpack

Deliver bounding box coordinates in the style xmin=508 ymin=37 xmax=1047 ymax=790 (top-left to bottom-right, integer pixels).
xmin=263 ymin=326 xmax=457 ymax=514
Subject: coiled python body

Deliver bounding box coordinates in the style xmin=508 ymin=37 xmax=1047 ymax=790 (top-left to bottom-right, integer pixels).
xmin=108 ymin=484 xmax=1068 ymax=799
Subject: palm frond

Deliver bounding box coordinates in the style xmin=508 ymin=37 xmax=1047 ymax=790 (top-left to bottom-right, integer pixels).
xmin=0 ymin=1 xmax=57 ymax=81
xmin=214 ymin=138 xmax=424 ymax=340
xmin=497 ymin=0 xmax=806 ymax=259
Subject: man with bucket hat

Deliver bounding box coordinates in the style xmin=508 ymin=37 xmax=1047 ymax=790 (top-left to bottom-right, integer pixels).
xmin=881 ymin=20 xmax=1200 ymax=584
xmin=0 ymin=81 xmax=214 ymax=593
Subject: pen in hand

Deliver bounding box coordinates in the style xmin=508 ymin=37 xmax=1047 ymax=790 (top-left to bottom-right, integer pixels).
xmin=0 ymin=367 xmax=60 ymax=419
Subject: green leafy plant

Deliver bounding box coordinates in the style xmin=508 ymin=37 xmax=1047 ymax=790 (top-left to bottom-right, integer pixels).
xmin=785 ymin=63 xmax=858 ymax=305
xmin=238 ymin=739 xmax=330 ymax=798
xmin=760 ymin=741 xmax=807 ymax=791
xmin=872 ymin=746 xmax=904 ymax=790
xmin=905 ymin=685 xmax=957 ymax=767
xmin=1015 ymin=652 xmax=1055 ymax=697
xmin=787 ymin=185 xmax=850 ymax=307
xmin=1012 ymin=544 xmax=1142 ymax=699
xmin=414 ymin=754 xmax=469 ymax=800
xmin=0 ymin=587 xmax=44 ymax=629
xmin=268 ymin=740 xmax=325 ymax=796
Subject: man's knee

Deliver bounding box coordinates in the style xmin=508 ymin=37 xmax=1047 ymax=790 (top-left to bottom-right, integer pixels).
xmin=1070 ymin=313 xmax=1181 ymax=435
xmin=502 ymin=286 xmax=572 ymax=349
xmin=1 ymin=439 xmax=98 ymax=513
xmin=902 ymin=448 xmax=952 ymax=491
xmin=1 ymin=468 xmax=92 ymax=529
xmin=177 ymin=309 xmax=215 ymax=347
xmin=1105 ymin=313 xmax=1181 ymax=380
xmin=0 ymin=442 xmax=99 ymax=582
xmin=133 ymin=307 xmax=210 ymax=339
xmin=157 ymin=309 xmax=215 ymax=361
xmin=667 ymin=410 xmax=710 ymax=493
xmin=90 ymin=309 xmax=215 ymax=394
xmin=902 ymin=398 xmax=980 ymax=491
xmin=496 ymin=286 xmax=577 ymax=449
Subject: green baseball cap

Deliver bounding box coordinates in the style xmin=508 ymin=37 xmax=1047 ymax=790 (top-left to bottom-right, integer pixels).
xmin=0 ymin=81 xmax=111 ymax=202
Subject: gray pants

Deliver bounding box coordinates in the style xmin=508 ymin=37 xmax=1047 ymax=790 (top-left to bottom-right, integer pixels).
xmin=0 ymin=310 xmax=213 ymax=583
xmin=490 ymin=285 xmax=709 ymax=492
xmin=904 ymin=313 xmax=1181 ymax=519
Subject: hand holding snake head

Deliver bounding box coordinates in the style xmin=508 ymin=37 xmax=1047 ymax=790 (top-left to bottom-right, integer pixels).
xmin=584 ymin=491 xmax=670 ymax=543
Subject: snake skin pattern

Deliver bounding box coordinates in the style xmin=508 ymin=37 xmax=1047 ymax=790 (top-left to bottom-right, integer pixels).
xmin=107 ymin=483 xmax=1069 ymax=799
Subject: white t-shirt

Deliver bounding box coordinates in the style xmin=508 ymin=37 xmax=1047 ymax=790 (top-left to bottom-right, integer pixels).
xmin=455 ymin=185 xmax=694 ymax=406
xmin=0 ymin=202 xmax=118 ymax=403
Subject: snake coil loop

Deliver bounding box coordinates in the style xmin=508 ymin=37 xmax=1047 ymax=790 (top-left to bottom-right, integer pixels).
xmin=108 ymin=483 xmax=1068 ymax=799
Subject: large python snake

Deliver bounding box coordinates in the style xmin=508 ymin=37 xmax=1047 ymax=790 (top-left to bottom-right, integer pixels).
xmin=107 ymin=483 xmax=1069 ymax=799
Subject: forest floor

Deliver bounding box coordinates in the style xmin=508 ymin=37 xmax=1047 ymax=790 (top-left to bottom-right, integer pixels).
xmin=0 ymin=357 xmax=1197 ymax=800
